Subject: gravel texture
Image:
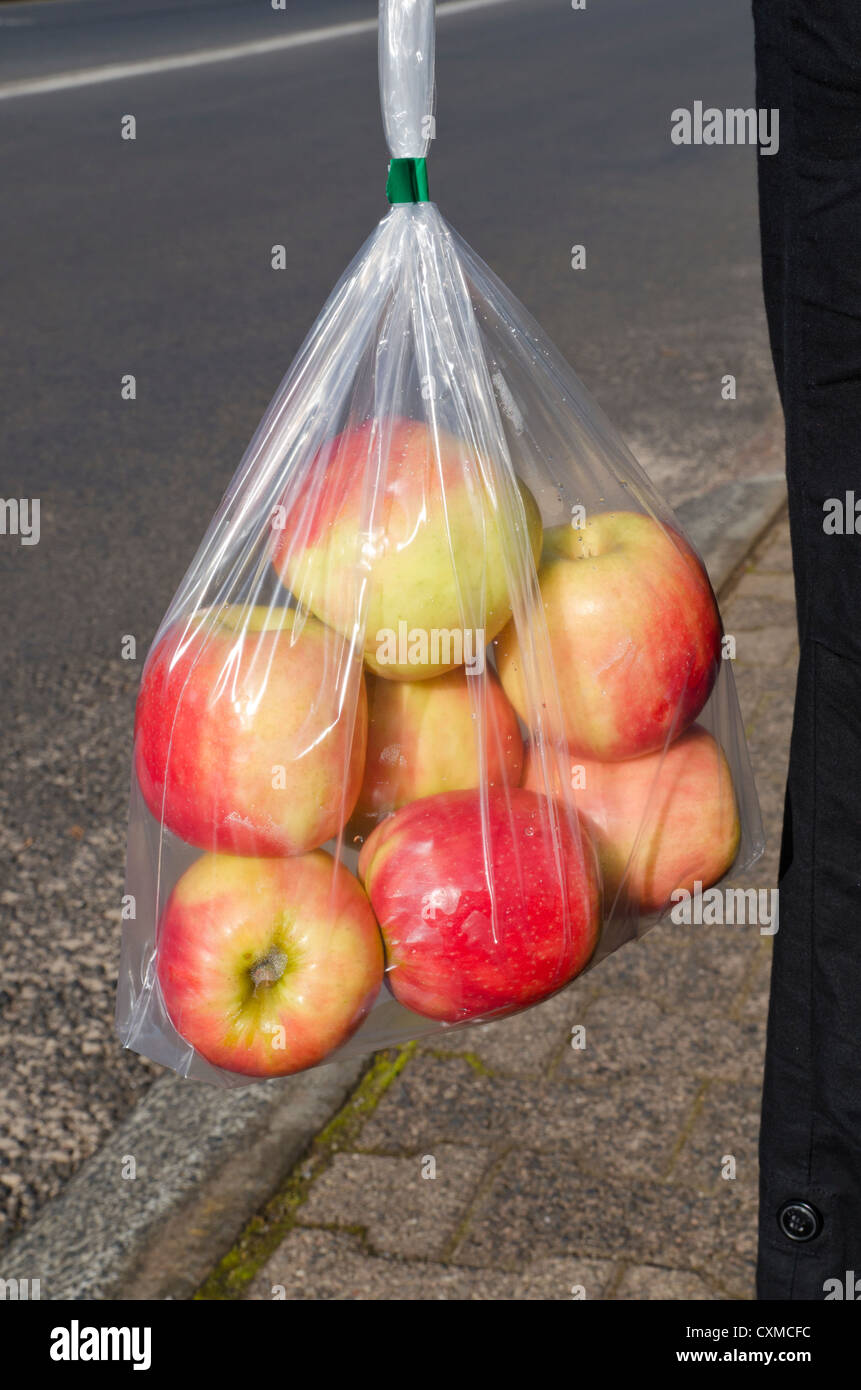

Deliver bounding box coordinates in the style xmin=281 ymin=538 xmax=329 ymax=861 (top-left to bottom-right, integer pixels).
xmin=0 ymin=660 xmax=159 ymax=1250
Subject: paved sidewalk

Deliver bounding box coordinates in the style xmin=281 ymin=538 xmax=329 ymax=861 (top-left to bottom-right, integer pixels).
xmin=196 ymin=513 xmax=797 ymax=1302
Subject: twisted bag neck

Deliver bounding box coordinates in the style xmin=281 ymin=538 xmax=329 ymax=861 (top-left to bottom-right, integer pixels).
xmin=380 ymin=0 xmax=434 ymax=202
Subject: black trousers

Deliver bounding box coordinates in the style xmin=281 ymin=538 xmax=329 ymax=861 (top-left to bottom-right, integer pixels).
xmin=754 ymin=0 xmax=861 ymax=1299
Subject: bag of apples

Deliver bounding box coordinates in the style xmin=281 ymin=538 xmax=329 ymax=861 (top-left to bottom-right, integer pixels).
xmin=118 ymin=0 xmax=763 ymax=1084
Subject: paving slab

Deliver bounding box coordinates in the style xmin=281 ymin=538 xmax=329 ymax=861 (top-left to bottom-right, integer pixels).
xmin=668 ymin=1080 xmax=763 ymax=1197
xmin=248 ymin=1227 xmax=615 ymax=1301
xmin=296 ymin=1146 xmax=494 ymax=1261
xmin=358 ymin=1054 xmax=702 ymax=1181
xmin=613 ymin=1264 xmax=717 ymax=1301
xmin=451 ymin=1151 xmax=757 ymax=1272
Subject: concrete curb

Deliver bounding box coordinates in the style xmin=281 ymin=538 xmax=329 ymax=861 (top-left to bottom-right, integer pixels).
xmin=2 ymin=462 xmax=787 ymax=1303
xmin=677 ymin=473 xmax=788 ymax=597
xmin=3 ymin=1057 xmax=367 ymax=1300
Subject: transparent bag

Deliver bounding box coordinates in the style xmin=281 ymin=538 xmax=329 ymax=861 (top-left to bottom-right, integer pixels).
xmin=118 ymin=0 xmax=763 ymax=1085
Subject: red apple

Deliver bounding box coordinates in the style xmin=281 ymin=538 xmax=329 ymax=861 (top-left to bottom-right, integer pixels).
xmin=351 ymin=666 xmax=523 ymax=832
xmin=135 ymin=605 xmax=367 ymax=856
xmin=358 ymin=788 xmax=601 ymax=1023
xmin=271 ymin=418 xmax=543 ymax=679
xmin=495 ymin=511 xmax=721 ymax=760
xmin=522 ymin=725 xmax=740 ymax=912
xmin=157 ymin=850 xmax=383 ymax=1076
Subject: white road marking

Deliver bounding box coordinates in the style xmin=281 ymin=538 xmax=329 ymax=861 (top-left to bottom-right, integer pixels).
xmin=0 ymin=0 xmax=518 ymax=102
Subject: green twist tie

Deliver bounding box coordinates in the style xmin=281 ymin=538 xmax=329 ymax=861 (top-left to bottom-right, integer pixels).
xmin=386 ymin=157 xmax=429 ymax=204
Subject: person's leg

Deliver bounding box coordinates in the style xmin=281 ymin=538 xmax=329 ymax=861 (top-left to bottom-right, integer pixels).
xmin=754 ymin=0 xmax=861 ymax=1299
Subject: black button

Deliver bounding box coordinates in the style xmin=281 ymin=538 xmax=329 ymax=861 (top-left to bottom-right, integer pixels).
xmin=778 ymin=1200 xmax=823 ymax=1243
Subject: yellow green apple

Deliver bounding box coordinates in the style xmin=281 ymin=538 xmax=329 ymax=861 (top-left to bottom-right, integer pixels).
xmin=271 ymin=418 xmax=543 ymax=679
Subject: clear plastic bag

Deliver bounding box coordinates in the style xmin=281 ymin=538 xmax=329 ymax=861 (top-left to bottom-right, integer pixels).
xmin=118 ymin=0 xmax=763 ymax=1085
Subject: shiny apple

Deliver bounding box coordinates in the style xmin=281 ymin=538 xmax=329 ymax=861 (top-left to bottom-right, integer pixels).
xmin=135 ymin=605 xmax=367 ymax=856
xmin=496 ymin=510 xmax=721 ymax=760
xmin=157 ymin=850 xmax=383 ymax=1076
xmin=358 ymin=787 xmax=601 ymax=1022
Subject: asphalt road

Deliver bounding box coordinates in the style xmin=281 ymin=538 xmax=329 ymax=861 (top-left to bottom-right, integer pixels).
xmin=0 ymin=0 xmax=779 ymax=1249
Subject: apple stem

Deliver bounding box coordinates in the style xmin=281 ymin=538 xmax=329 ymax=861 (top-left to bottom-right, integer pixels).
xmin=249 ymin=947 xmax=288 ymax=990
